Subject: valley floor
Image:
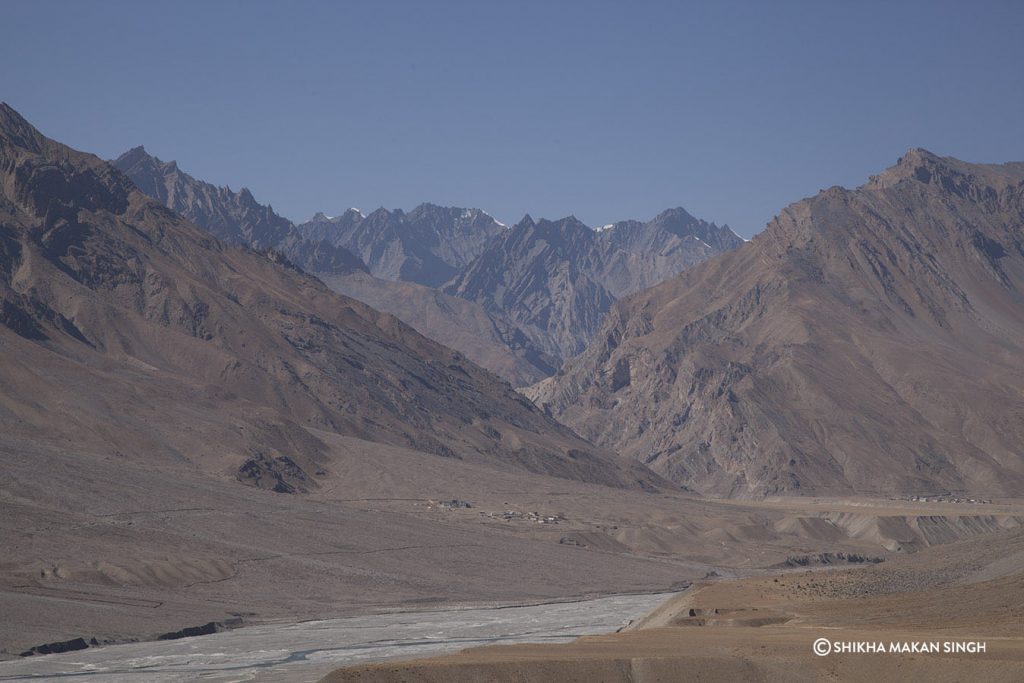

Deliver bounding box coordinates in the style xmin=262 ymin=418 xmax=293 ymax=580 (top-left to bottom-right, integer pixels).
xmin=4 ymin=431 xmax=1024 ymax=680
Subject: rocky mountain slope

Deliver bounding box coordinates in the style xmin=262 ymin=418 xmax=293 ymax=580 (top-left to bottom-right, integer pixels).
xmin=112 ymin=146 xmax=367 ymax=276
xmin=446 ymin=212 xmax=744 ymax=361
xmin=298 ymin=203 xmax=506 ymax=287
xmin=320 ymin=271 xmax=558 ymax=386
xmin=529 ymin=150 xmax=1024 ymax=498
xmin=0 ymin=102 xmax=656 ymax=491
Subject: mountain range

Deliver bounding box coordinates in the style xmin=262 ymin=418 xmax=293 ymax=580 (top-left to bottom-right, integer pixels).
xmin=96 ymin=112 xmax=1024 ymax=502
xmin=115 ymin=147 xmax=742 ymax=381
xmin=297 ymin=204 xmax=506 ymax=287
xmin=529 ymin=149 xmax=1024 ymax=498
xmin=446 ymin=211 xmax=744 ymax=360
xmin=5 ymin=102 xmax=1024 ymax=669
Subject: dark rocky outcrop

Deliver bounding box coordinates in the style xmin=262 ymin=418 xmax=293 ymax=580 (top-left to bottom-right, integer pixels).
xmin=19 ymin=637 xmax=90 ymax=657
xmin=156 ymin=618 xmax=242 ymax=640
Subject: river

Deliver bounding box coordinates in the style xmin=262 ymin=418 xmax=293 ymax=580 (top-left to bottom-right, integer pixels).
xmin=0 ymin=592 xmax=674 ymax=682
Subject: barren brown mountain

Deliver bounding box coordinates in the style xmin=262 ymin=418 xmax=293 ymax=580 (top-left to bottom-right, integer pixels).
xmin=0 ymin=102 xmax=657 ymax=493
xmin=530 ymin=150 xmax=1024 ymax=498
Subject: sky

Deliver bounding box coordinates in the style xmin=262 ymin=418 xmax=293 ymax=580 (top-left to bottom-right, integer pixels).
xmin=3 ymin=1 xmax=1023 ymax=237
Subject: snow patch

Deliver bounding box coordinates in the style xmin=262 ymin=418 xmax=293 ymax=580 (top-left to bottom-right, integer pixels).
xmin=478 ymin=209 xmax=506 ymax=228
xmin=725 ymin=226 xmax=748 ymax=242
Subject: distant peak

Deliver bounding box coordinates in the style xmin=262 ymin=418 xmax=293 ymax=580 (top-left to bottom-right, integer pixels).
xmin=869 ymin=148 xmax=956 ymax=189
xmin=113 ymin=145 xmax=176 ymax=174
xmin=652 ymin=206 xmax=697 ymax=223
xmin=517 ymin=213 xmax=536 ymax=229
xmin=365 ymin=206 xmax=393 ymax=220
xmin=898 ymin=147 xmax=941 ymax=166
xmin=558 ymin=215 xmax=589 ymax=229
xmin=114 ymin=146 xmax=146 ymax=164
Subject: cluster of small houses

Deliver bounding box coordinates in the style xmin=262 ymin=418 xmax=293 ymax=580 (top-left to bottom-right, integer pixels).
xmin=494 ymin=510 xmax=563 ymax=524
xmin=427 ymin=499 xmax=563 ymax=524
xmin=907 ymin=495 xmax=992 ymax=504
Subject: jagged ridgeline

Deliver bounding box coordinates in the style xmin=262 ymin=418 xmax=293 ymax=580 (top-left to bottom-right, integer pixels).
xmin=444 ymin=211 xmax=744 ymax=361
xmin=115 ymin=146 xmax=743 ymax=384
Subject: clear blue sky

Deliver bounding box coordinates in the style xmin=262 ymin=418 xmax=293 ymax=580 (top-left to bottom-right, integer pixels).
xmin=3 ymin=1 xmax=1022 ymax=236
